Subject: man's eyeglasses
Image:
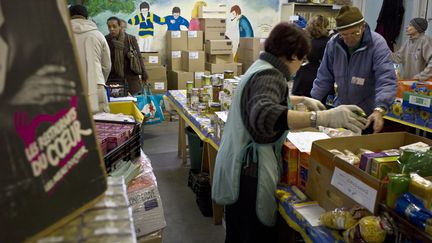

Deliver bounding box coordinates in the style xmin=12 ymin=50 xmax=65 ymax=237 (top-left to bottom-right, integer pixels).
xmin=339 ymin=28 xmax=362 ymax=39
xmin=301 ymin=58 xmax=309 ymax=66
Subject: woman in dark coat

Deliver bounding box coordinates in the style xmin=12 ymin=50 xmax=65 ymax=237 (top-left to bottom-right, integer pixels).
xmin=105 ymin=16 xmax=148 ymax=95
xmin=292 ymin=15 xmax=333 ymax=102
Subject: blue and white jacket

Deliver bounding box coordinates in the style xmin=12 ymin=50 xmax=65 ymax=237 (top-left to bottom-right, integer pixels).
xmin=311 ymin=24 xmax=397 ymax=115
xmin=128 ymin=12 xmax=165 ymax=37
xmin=164 ymin=15 xmax=189 ymax=31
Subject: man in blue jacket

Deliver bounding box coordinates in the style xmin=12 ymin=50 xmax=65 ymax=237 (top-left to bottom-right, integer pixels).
xmin=311 ymin=6 xmax=397 ymax=133
xmin=164 ymin=7 xmax=189 ymax=31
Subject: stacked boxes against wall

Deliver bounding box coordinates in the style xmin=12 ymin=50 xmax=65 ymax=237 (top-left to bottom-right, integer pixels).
xmin=237 ymin=37 xmax=266 ymax=73
xmin=199 ymin=18 xmax=242 ymax=77
xmin=142 ymin=52 xmax=167 ymax=94
xmin=166 ymin=30 xmax=209 ymax=90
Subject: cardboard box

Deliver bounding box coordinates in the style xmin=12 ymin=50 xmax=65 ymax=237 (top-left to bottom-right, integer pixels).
xmin=306 ymin=132 xmax=432 ymax=213
xmin=167 ymin=70 xmax=194 ymax=90
xmin=187 ymin=31 xmax=204 ymax=51
xmin=137 ymin=229 xmax=162 ymax=243
xmin=146 ymin=65 xmax=167 ymax=94
xmin=199 ymin=18 xmax=226 ymax=32
xmin=206 ymin=53 xmax=233 ymax=64
xmin=239 ymin=37 xmax=266 ymax=51
xmin=238 ymin=38 xmax=266 ymax=62
xmin=281 ymin=141 xmax=299 ymax=186
xmin=198 ymin=6 xmax=227 ymax=19
xmin=194 ymin=71 xmax=210 ymax=88
xmin=141 ymin=52 xmax=161 ymax=66
xmin=166 ymin=31 xmax=188 ymax=51
xmin=205 ymin=40 xmax=233 ymax=55
xmin=181 ymin=51 xmax=205 ymax=72
xmin=205 ymin=62 xmax=238 ymax=74
xmin=238 ymin=49 xmax=263 ymax=62
xmin=167 ymin=50 xmax=182 ymax=70
xmin=204 ymin=31 xmax=226 ymax=42
xmin=238 ymin=59 xmax=255 ymax=73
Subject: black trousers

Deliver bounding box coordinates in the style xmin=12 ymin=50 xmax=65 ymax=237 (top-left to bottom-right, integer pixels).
xmin=225 ymin=174 xmax=278 ymax=243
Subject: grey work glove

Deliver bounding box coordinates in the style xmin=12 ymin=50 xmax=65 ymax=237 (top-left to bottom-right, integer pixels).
xmin=316 ymin=105 xmax=368 ymax=134
xmin=302 ymin=96 xmax=326 ymax=111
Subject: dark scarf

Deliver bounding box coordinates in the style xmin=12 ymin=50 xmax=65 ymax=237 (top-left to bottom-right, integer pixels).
xmin=111 ymin=31 xmax=125 ymax=78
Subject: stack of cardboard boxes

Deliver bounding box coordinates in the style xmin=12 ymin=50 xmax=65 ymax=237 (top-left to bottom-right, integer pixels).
xmin=143 ymin=52 xmax=167 ymax=94
xmin=200 ymin=18 xmax=242 ymax=76
xmin=237 ymin=37 xmax=266 ymax=73
xmin=166 ymin=30 xmax=209 ymax=89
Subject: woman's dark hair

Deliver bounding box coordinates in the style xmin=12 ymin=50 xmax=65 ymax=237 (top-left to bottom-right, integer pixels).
xmin=306 ymin=15 xmax=329 ymax=39
xmin=264 ymin=22 xmax=310 ymax=61
xmin=107 ymin=16 xmax=121 ymax=25
xmin=140 ymin=2 xmax=150 ymax=10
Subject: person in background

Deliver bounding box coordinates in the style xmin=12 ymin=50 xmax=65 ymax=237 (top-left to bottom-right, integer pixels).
xmin=128 ymin=2 xmax=165 ymax=52
xmin=164 ymin=7 xmax=189 ymax=31
xmin=230 ymin=5 xmax=254 ymax=38
xmin=311 ymin=6 xmax=397 ymax=133
xmin=293 ymin=15 xmax=333 ymax=102
xmin=212 ymin=22 xmax=367 ymax=243
xmin=69 ymin=5 xmax=111 ymax=113
xmin=105 ymin=16 xmax=148 ymax=95
xmin=120 ymin=19 xmax=127 ymax=31
xmin=391 ymin=17 xmax=432 ymax=81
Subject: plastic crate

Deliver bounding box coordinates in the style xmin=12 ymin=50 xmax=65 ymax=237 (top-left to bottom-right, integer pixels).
xmin=107 ymin=79 xmax=128 ymax=97
xmin=96 ymin=120 xmax=141 ymax=172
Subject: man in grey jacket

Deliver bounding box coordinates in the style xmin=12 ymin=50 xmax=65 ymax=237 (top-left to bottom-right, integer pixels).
xmin=392 ymin=18 xmax=432 ymax=81
xmin=70 ymin=5 xmax=111 ymax=113
xmin=311 ymin=6 xmax=397 ymax=133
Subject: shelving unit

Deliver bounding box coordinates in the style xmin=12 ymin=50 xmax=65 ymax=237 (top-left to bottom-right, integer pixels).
xmin=280 ymin=3 xmax=341 ymax=29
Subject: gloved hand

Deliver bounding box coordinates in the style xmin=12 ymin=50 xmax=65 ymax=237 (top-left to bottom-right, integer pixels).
xmin=316 ymin=105 xmax=368 ymax=134
xmin=302 ymin=96 xmax=326 ymax=111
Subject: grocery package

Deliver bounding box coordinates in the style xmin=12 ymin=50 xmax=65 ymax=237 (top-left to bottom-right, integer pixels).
xmin=320 ymin=206 xmax=369 ymax=230
xmin=398 ymin=149 xmax=432 ymax=176
xmin=395 ymin=192 xmax=432 ymax=235
xmin=386 ymin=173 xmax=410 ymax=208
xmin=127 ymin=150 xmax=166 ymax=237
xmin=330 ymin=149 xmax=360 ymax=166
xmin=320 ymin=209 xmax=358 ymax=230
xmin=409 ymin=173 xmax=432 ymax=210
xmin=343 ymin=216 xmax=389 ymax=243
xmin=37 ymin=177 xmax=137 ymax=243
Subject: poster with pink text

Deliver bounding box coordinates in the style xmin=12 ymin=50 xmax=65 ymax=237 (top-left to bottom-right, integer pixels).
xmin=0 ymin=1 xmax=107 ymax=242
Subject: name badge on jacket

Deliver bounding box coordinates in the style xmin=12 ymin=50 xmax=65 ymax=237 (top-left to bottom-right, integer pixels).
xmin=351 ymin=76 xmax=365 ymax=86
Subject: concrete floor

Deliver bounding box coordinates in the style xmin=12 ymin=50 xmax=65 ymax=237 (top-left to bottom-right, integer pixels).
xmin=142 ymin=120 xmax=225 ymax=243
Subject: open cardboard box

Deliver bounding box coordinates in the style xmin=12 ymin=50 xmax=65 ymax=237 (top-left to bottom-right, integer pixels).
xmin=306 ymin=132 xmax=432 ymax=213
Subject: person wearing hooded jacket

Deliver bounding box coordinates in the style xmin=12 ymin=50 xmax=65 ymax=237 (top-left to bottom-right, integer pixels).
xmin=311 ymin=6 xmax=397 ymax=134
xmin=392 ymin=18 xmax=432 ymax=81
xmin=69 ymin=5 xmax=111 ymax=113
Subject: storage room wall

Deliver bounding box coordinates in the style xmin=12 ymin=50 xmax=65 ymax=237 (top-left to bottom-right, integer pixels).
xmin=83 ymin=0 xmax=279 ymax=61
xmin=361 ymin=0 xmax=422 ymax=49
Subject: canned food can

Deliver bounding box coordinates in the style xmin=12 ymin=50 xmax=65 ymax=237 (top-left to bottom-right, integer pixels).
xmin=202 ymin=75 xmax=212 ymax=86
xmin=186 ymin=81 xmax=194 ymax=93
xmin=224 ymin=70 xmax=234 ymax=79
xmin=212 ymin=84 xmax=222 ymax=102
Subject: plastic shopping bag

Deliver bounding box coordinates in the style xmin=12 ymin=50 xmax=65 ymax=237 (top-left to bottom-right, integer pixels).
xmin=136 ymin=84 xmax=164 ymax=125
